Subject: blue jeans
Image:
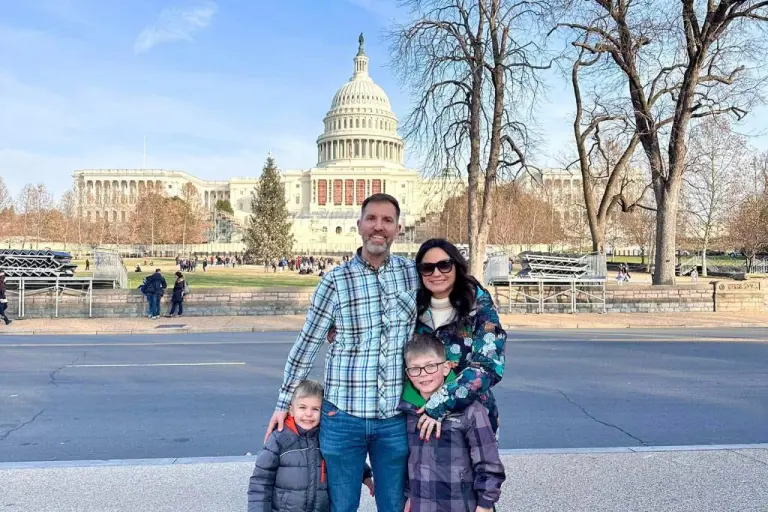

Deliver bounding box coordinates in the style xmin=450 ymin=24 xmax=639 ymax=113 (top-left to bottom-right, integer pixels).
xmin=147 ymin=295 xmax=160 ymax=317
xmin=320 ymin=400 xmax=408 ymax=512
xmin=169 ymin=300 xmax=183 ymax=316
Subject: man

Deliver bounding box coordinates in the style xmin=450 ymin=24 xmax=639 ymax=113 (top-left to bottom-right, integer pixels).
xmin=265 ymin=193 xmax=418 ymax=512
xmin=142 ymin=268 xmax=167 ymax=320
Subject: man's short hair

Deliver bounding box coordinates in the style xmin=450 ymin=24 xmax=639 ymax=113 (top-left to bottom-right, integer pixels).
xmin=155 ymin=268 xmax=162 ymax=273
xmin=291 ymin=379 xmax=324 ymax=403
xmin=405 ymin=333 xmax=445 ymax=363
xmin=361 ymin=193 xmax=400 ymax=219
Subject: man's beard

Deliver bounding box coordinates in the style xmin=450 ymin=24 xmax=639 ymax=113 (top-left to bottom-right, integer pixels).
xmin=364 ymin=236 xmax=392 ymax=255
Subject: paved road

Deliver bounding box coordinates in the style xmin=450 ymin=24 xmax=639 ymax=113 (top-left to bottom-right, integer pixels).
xmin=1 ymin=329 xmax=767 ymax=462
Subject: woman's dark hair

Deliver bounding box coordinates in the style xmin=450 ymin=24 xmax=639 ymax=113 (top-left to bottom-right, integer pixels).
xmin=175 ymin=271 xmax=183 ymax=278
xmin=415 ymin=238 xmax=480 ymax=322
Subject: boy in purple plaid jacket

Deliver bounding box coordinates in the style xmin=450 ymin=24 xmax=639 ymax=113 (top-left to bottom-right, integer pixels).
xmin=399 ymin=334 xmax=505 ymax=512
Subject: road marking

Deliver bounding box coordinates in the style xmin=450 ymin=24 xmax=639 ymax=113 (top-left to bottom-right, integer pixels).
xmin=68 ymin=362 xmax=246 ymax=368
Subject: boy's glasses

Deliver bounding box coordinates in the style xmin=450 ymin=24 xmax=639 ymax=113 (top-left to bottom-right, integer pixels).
xmin=417 ymin=259 xmax=454 ymax=276
xmin=406 ymin=361 xmax=446 ymax=377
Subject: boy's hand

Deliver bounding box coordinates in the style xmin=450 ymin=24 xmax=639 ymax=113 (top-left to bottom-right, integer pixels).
xmin=404 ymin=498 xmax=411 ymax=512
xmin=416 ymin=407 xmax=441 ymax=441
xmin=363 ymin=477 xmax=375 ymax=496
xmin=264 ymin=411 xmax=287 ymax=443
xmin=475 ymin=507 xmax=493 ymax=512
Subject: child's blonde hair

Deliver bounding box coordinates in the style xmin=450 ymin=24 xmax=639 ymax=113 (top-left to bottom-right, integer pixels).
xmin=291 ymin=379 xmax=324 ymax=404
xmin=404 ymin=333 xmax=445 ymax=363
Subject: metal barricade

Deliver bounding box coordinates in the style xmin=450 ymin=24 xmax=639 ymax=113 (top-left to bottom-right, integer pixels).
xmin=494 ymin=277 xmax=606 ymax=314
xmin=4 ymin=277 xmax=94 ymax=319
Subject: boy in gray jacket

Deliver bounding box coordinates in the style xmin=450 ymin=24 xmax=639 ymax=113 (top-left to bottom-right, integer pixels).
xmin=248 ymin=380 xmax=373 ymax=512
xmin=399 ymin=334 xmax=505 ymax=512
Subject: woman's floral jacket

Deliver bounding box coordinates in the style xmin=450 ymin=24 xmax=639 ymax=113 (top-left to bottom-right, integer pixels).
xmin=407 ymin=285 xmax=506 ymax=433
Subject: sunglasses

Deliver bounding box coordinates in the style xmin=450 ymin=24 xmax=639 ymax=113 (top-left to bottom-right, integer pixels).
xmin=417 ymin=259 xmax=454 ymax=276
xmin=405 ymin=361 xmax=446 ymax=377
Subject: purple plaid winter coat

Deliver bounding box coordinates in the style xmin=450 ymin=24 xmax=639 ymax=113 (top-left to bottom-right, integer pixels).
xmin=399 ymin=394 xmax=505 ymax=511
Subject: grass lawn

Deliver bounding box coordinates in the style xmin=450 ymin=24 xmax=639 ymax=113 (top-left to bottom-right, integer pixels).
xmin=72 ymin=258 xmax=322 ymax=289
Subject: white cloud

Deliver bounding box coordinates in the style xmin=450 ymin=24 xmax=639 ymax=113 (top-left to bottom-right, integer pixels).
xmin=134 ymin=1 xmax=217 ymax=54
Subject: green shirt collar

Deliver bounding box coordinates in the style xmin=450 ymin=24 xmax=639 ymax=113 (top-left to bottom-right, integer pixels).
xmin=401 ymin=370 xmax=457 ymax=409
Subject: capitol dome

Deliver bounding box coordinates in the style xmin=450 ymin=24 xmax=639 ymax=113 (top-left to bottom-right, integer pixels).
xmin=316 ymin=34 xmax=405 ymax=168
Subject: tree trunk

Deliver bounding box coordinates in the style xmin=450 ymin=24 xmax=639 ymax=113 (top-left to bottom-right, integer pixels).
xmin=701 ymin=241 xmax=708 ymax=278
xmin=653 ymin=180 xmax=682 ymax=285
xmin=590 ymin=217 xmax=606 ymax=254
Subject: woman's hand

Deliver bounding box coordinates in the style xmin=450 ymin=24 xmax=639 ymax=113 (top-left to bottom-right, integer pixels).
xmin=416 ymin=407 xmax=441 ymax=441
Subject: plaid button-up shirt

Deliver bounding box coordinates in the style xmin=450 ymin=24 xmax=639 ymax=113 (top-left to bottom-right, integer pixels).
xmin=276 ymin=249 xmax=419 ymax=419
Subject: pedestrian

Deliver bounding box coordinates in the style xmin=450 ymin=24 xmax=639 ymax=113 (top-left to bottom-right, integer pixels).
xmin=0 ymin=270 xmax=12 ymax=325
xmin=691 ymin=268 xmax=698 ymax=283
xmin=140 ymin=268 xmax=166 ymax=319
xmin=166 ymin=271 xmax=187 ymax=317
xmin=409 ymin=238 xmax=506 ymax=438
xmin=248 ymin=380 xmax=374 ymax=512
xmin=399 ymin=333 xmax=505 ymax=512
xmin=85 ymin=259 xmax=90 ymax=271
xmin=265 ymin=193 xmax=418 ymax=512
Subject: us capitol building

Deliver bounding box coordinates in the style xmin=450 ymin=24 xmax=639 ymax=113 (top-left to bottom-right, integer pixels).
xmin=73 ymin=36 xmax=449 ymax=252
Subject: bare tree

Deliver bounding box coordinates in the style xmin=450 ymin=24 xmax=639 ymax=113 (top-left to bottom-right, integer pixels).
xmin=624 ymin=207 xmax=657 ymax=271
xmin=728 ymin=192 xmax=768 ymax=271
xmin=178 ymin=183 xmax=208 ymax=252
xmin=555 ymin=0 xmax=768 ymax=284
xmin=131 ymin=183 xmax=167 ymax=255
xmin=565 ymin=43 xmax=650 ymax=253
xmin=390 ymin=0 xmax=551 ymax=277
xmin=683 ymin=117 xmax=748 ymax=275
xmin=15 ymin=184 xmax=52 ymax=249
xmin=0 ymin=177 xmax=12 ymax=243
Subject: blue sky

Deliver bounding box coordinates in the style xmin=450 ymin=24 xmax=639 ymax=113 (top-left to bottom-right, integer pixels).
xmin=1 ymin=0 xmax=766 ymax=198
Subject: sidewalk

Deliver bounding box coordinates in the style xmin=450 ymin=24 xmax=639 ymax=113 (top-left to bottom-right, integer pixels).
xmin=1 ymin=446 xmax=766 ymax=511
xmin=0 ymin=311 xmax=767 ymax=336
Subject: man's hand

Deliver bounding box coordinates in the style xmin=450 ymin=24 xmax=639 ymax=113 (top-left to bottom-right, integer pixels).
xmin=416 ymin=407 xmax=441 ymax=441
xmin=363 ymin=477 xmax=375 ymax=497
xmin=264 ymin=411 xmax=287 ymax=443
xmin=404 ymin=497 xmax=411 ymax=512
xmin=475 ymin=507 xmax=493 ymax=512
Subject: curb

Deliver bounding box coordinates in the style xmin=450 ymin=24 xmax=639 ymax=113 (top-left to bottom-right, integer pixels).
xmin=2 ymin=444 xmax=766 ymax=470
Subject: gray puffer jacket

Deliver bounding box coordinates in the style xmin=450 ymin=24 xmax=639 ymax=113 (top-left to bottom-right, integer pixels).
xmin=248 ymin=416 xmax=328 ymax=512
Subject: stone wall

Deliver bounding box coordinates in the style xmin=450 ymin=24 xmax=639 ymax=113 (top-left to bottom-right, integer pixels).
xmin=4 ymin=280 xmax=768 ymax=318
xmin=491 ymin=281 xmax=766 ymax=314
xmin=713 ymin=280 xmax=768 ymax=312
xmin=3 ymin=288 xmax=313 ymax=319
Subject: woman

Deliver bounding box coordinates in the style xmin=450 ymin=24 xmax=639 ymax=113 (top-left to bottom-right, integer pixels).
xmin=409 ymin=238 xmax=506 ymax=440
xmin=167 ymin=271 xmax=186 ymax=318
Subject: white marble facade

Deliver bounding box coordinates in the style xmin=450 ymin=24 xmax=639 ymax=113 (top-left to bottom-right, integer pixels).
xmin=73 ymin=37 xmax=444 ymax=249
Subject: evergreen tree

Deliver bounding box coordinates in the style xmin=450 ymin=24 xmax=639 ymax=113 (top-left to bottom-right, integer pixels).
xmin=244 ymin=156 xmax=294 ymax=262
